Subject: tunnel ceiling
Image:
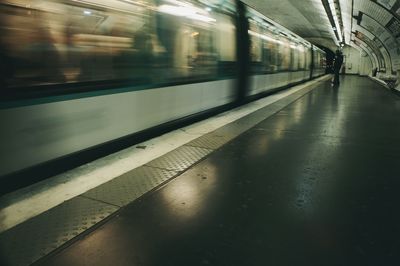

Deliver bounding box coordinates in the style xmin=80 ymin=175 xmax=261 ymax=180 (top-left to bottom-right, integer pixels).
xmin=242 ymin=0 xmax=338 ymax=50
xmin=243 ymin=0 xmax=400 ymax=74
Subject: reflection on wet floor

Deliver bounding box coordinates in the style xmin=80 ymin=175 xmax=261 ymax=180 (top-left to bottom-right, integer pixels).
xmin=38 ymin=76 xmax=400 ymax=266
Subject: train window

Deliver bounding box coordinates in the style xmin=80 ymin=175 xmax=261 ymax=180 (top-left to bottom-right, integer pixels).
xmin=214 ymin=1 xmax=237 ymax=77
xmin=0 ymin=0 xmax=237 ymax=95
xmin=290 ymin=43 xmax=299 ymax=71
xmin=313 ymin=50 xmax=326 ymax=71
xmin=248 ymin=18 xmax=263 ymax=74
xmin=278 ymin=37 xmax=290 ymax=71
xmin=216 ymin=15 xmax=235 ymax=61
xmin=297 ymin=45 xmax=304 ymax=70
xmin=262 ymin=33 xmax=279 ymax=73
xmin=305 ymin=49 xmax=310 ymax=70
xmin=319 ymin=52 xmax=323 ymax=69
xmin=298 ymin=44 xmax=307 ymax=70
xmin=246 ymin=8 xmax=286 ymax=75
xmin=313 ymin=50 xmax=318 ymax=69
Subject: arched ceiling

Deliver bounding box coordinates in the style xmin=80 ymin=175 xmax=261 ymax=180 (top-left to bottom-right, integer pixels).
xmin=243 ymin=0 xmax=400 ymax=74
xmin=242 ymin=0 xmax=339 ymax=50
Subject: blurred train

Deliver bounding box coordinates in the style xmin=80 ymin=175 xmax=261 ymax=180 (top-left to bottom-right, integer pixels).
xmin=0 ymin=0 xmax=326 ymax=193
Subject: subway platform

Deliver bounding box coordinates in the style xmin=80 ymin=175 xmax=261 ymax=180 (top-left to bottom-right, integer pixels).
xmin=1 ymin=75 xmax=400 ymax=266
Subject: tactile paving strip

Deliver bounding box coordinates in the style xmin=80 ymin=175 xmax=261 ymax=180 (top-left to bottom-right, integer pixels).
xmin=83 ymin=166 xmax=178 ymax=207
xmin=186 ymin=133 xmax=233 ymax=150
xmin=146 ymin=145 xmax=212 ymax=172
xmin=0 ymin=197 xmax=117 ymax=266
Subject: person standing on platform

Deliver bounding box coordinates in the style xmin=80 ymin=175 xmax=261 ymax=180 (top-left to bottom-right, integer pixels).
xmin=332 ymin=49 xmax=344 ymax=85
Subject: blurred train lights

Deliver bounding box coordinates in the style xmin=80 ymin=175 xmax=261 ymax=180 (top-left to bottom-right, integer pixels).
xmin=248 ymin=30 xmax=283 ymax=45
xmin=290 ymin=44 xmax=305 ymax=51
xmin=158 ymin=4 xmax=216 ymax=23
xmin=83 ymin=10 xmax=92 ymax=15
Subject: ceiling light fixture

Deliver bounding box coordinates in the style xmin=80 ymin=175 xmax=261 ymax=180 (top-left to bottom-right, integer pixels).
xmin=321 ymin=0 xmax=343 ymax=46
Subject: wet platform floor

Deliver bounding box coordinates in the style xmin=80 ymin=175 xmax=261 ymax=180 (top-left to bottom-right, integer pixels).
xmin=37 ymin=76 xmax=400 ymax=266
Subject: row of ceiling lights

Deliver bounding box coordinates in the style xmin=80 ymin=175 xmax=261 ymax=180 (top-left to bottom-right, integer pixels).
xmin=321 ymin=0 xmax=345 ymax=48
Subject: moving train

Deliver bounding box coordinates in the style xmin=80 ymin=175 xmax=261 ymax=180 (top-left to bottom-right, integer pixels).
xmin=0 ymin=0 xmax=326 ymax=193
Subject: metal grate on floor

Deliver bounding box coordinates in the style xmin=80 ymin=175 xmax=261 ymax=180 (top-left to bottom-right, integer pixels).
xmin=0 ymin=197 xmax=117 ymax=266
xmin=146 ymin=145 xmax=212 ymax=172
xmin=83 ymin=166 xmax=178 ymax=207
xmin=186 ymin=133 xmax=233 ymax=150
